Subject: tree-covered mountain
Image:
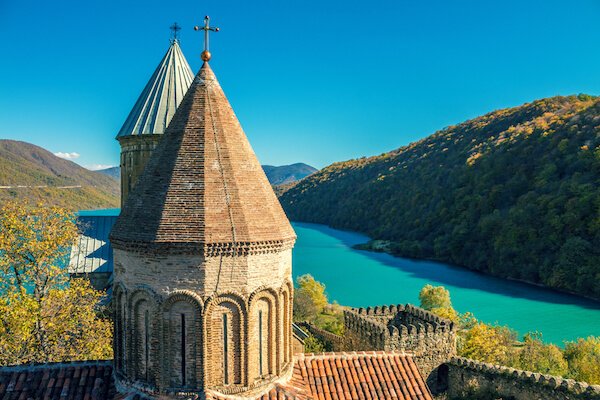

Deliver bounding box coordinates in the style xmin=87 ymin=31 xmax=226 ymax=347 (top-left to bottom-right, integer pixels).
xmin=280 ymin=95 xmax=600 ymax=300
xmin=0 ymin=140 xmax=120 ymax=210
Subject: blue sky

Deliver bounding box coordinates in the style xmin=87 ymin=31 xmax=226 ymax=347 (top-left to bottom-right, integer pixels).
xmin=1 ymin=0 xmax=599 ymax=169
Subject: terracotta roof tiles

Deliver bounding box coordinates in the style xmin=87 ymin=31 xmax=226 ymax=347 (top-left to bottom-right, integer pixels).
xmin=0 ymin=353 xmax=431 ymax=399
xmin=0 ymin=361 xmax=115 ymax=400
xmin=294 ymin=352 xmax=433 ymax=400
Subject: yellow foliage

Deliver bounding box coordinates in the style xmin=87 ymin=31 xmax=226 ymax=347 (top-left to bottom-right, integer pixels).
xmin=459 ymin=322 xmax=516 ymax=364
xmin=0 ymin=202 xmax=112 ymax=365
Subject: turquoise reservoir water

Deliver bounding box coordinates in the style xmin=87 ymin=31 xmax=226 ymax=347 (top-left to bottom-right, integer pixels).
xmin=292 ymin=222 xmax=600 ymax=345
xmin=80 ymin=209 xmax=599 ymax=344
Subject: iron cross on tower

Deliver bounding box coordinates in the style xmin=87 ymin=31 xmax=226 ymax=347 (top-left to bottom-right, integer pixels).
xmin=170 ymin=22 xmax=181 ymax=43
xmin=194 ymin=16 xmax=219 ymax=61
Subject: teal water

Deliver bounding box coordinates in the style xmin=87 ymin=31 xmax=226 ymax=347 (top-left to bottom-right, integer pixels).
xmin=79 ymin=209 xmax=600 ymax=344
xmin=292 ymin=222 xmax=600 ymax=345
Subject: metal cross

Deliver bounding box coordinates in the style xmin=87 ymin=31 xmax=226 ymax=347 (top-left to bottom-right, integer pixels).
xmin=194 ymin=16 xmax=219 ymax=53
xmin=170 ymin=22 xmax=181 ymax=42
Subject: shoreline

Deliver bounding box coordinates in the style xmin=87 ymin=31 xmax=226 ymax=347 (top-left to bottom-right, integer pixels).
xmin=352 ymin=238 xmax=600 ymax=305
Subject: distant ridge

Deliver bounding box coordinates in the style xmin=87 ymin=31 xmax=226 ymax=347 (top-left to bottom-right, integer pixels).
xmin=280 ymin=95 xmax=600 ymax=300
xmin=0 ymin=140 xmax=120 ymax=210
xmin=96 ymin=163 xmax=318 ymax=186
xmin=96 ymin=166 xmax=120 ymax=180
xmin=262 ymin=163 xmax=318 ymax=185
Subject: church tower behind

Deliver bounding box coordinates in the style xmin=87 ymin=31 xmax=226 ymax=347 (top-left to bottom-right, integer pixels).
xmin=110 ymin=18 xmax=297 ymax=397
xmin=116 ymin=31 xmax=194 ymax=206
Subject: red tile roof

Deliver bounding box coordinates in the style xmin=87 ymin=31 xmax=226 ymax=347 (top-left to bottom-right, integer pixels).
xmin=0 ymin=360 xmax=115 ymax=400
xmin=0 ymin=353 xmax=431 ymax=400
xmin=293 ymin=352 xmax=433 ymax=400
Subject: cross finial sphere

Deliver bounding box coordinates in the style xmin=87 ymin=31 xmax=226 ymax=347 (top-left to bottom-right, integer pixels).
xmin=194 ymin=15 xmax=219 ymax=62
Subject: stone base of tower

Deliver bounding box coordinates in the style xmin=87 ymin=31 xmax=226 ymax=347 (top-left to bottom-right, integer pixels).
xmin=111 ymin=245 xmax=295 ymax=398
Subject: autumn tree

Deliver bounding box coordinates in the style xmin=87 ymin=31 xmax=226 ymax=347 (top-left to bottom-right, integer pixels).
xmin=514 ymin=332 xmax=568 ymax=376
xmin=458 ymin=321 xmax=517 ymax=364
xmin=0 ymin=202 xmax=112 ymax=365
xmin=564 ymin=336 xmax=600 ymax=384
xmin=419 ymin=284 xmax=458 ymax=321
xmin=293 ymin=274 xmax=329 ymax=323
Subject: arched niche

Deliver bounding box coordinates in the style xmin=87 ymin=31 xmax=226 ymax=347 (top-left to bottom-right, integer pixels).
xmin=113 ymin=284 xmax=128 ymax=374
xmin=128 ymin=287 xmax=159 ymax=387
xmin=248 ymin=288 xmax=279 ymax=381
xmin=280 ymin=282 xmax=293 ymax=365
xmin=204 ymin=293 xmax=246 ymax=388
xmin=162 ymin=291 xmax=203 ymax=390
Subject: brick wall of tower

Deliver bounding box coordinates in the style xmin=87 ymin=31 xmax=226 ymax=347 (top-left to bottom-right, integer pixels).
xmin=112 ymin=247 xmax=294 ymax=397
xmin=118 ymin=134 xmax=162 ymax=206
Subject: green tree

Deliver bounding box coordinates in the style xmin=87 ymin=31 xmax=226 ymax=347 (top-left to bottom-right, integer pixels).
xmin=296 ymin=274 xmax=328 ymax=311
xmin=515 ymin=332 xmax=568 ymax=376
xmin=419 ymin=284 xmax=458 ymax=321
xmin=0 ymin=202 xmax=112 ymax=365
xmin=303 ymin=334 xmax=325 ymax=353
xmin=459 ymin=322 xmax=517 ymax=364
xmin=293 ymin=288 xmax=319 ymax=322
xmin=564 ymin=336 xmax=600 ymax=384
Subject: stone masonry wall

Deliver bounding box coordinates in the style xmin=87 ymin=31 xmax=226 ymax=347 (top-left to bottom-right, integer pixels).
xmin=343 ymin=304 xmax=456 ymax=392
xmin=446 ymin=357 xmax=600 ymax=400
xmin=113 ymin=248 xmax=294 ymax=397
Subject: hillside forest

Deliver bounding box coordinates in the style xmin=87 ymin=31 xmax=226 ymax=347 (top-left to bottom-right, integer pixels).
xmin=280 ymin=95 xmax=600 ymax=300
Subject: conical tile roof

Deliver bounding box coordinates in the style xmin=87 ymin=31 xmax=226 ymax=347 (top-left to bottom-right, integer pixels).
xmin=116 ymin=41 xmax=194 ymax=138
xmin=111 ymin=63 xmax=296 ymax=253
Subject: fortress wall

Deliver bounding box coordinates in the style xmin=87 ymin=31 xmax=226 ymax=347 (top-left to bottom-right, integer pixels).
xmin=446 ymin=357 xmax=600 ymax=400
xmin=296 ymin=322 xmax=348 ymax=351
xmin=344 ymin=304 xmax=456 ymax=392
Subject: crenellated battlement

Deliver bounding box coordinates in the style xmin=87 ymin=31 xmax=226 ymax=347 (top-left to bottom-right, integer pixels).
xmin=342 ymin=303 xmax=457 ymax=391
xmin=446 ymin=357 xmax=600 ymax=399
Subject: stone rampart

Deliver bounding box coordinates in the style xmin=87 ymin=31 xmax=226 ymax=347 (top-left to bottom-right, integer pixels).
xmin=295 ymin=322 xmax=349 ymax=351
xmin=343 ymin=303 xmax=456 ymax=392
xmin=446 ymin=357 xmax=600 ymax=400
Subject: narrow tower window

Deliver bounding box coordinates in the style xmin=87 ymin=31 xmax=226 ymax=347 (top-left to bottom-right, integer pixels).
xmin=223 ymin=313 xmax=229 ymax=385
xmin=181 ymin=313 xmax=186 ymax=386
xmin=258 ymin=310 xmax=263 ymax=376
xmin=144 ymin=310 xmax=150 ymax=381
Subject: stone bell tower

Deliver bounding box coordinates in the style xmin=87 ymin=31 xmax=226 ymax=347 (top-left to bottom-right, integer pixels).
xmin=109 ymin=16 xmax=296 ymax=398
xmin=116 ymin=24 xmax=195 ymax=206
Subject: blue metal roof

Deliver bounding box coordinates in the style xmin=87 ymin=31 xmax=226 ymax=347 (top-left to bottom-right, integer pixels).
xmin=68 ymin=215 xmax=117 ymax=274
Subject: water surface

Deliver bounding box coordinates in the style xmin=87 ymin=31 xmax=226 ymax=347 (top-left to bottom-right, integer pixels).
xmin=292 ymin=222 xmax=600 ymax=345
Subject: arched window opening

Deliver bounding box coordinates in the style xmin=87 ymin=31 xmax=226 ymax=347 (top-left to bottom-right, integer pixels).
xmin=181 ymin=313 xmax=186 ymax=386
xmin=206 ymin=300 xmax=242 ymax=387
xmin=133 ymin=299 xmax=152 ymax=383
xmin=258 ymin=310 xmax=263 ymax=377
xmin=166 ymin=299 xmax=199 ymax=389
xmin=254 ymin=297 xmax=273 ymax=378
xmin=223 ymin=313 xmax=229 ymax=385
xmin=144 ymin=310 xmax=150 ymax=381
